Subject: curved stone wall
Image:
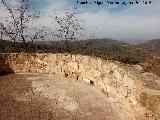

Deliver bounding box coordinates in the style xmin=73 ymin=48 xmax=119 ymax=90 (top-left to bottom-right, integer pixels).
xmin=0 ymin=53 xmax=160 ymax=120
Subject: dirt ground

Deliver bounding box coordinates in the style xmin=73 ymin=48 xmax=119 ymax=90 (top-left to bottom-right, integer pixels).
xmin=0 ymin=73 xmax=121 ymax=120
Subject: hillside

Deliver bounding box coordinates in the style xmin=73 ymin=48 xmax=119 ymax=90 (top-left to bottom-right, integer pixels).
xmin=137 ymin=39 xmax=160 ymax=56
xmin=0 ymin=38 xmax=160 ymax=76
xmin=0 ymin=39 xmax=160 ymax=120
xmin=0 ymin=38 xmax=153 ymax=64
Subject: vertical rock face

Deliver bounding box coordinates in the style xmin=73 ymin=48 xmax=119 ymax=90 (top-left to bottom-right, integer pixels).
xmin=0 ymin=53 xmax=160 ymax=119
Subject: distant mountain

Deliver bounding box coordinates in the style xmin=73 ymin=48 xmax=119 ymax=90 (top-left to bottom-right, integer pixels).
xmin=120 ymin=39 xmax=149 ymax=45
xmin=137 ymin=39 xmax=160 ymax=56
xmin=1 ymin=38 xmax=159 ymax=62
xmin=86 ymin=38 xmax=128 ymax=45
xmin=34 ymin=38 xmax=128 ymax=46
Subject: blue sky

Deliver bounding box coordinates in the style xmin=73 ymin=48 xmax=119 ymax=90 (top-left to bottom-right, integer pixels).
xmin=0 ymin=0 xmax=160 ymax=41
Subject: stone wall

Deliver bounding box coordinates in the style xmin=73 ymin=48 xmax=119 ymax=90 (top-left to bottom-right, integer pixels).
xmin=0 ymin=53 xmax=160 ymax=120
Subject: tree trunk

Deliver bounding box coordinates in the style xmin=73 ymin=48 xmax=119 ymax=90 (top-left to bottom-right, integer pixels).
xmin=65 ymin=40 xmax=70 ymax=52
xmin=21 ymin=34 xmax=28 ymax=52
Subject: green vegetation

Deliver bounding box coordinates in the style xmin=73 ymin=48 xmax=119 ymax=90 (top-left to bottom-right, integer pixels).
xmin=142 ymin=57 xmax=160 ymax=76
xmin=0 ymin=39 xmax=160 ymax=76
xmin=0 ymin=39 xmax=144 ymax=65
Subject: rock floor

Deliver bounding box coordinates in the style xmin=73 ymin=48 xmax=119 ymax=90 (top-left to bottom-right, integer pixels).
xmin=0 ymin=73 xmax=121 ymax=120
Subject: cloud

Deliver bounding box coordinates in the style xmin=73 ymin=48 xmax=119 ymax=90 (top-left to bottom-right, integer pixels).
xmin=80 ymin=10 xmax=160 ymax=40
xmin=37 ymin=0 xmax=160 ymax=40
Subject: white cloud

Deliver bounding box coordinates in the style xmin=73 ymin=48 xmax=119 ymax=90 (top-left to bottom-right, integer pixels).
xmin=80 ymin=10 xmax=160 ymax=40
xmin=37 ymin=0 xmax=160 ymax=40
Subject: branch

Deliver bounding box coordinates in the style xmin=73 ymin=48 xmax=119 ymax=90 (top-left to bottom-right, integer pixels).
xmin=1 ymin=0 xmax=19 ymax=32
xmin=0 ymin=22 xmax=16 ymax=41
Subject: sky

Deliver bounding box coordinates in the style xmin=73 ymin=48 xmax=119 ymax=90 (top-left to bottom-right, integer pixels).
xmin=1 ymin=0 xmax=160 ymax=41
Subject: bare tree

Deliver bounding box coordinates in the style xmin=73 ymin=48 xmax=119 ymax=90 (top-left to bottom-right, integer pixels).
xmin=0 ymin=0 xmax=47 ymax=51
xmin=53 ymin=11 xmax=84 ymax=52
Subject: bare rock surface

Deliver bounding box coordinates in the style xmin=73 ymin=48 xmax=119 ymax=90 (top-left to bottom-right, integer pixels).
xmin=0 ymin=53 xmax=160 ymax=120
xmin=0 ymin=73 xmax=121 ymax=120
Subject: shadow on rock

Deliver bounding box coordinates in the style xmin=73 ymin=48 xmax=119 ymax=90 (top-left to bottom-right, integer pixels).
xmin=0 ymin=57 xmax=14 ymax=76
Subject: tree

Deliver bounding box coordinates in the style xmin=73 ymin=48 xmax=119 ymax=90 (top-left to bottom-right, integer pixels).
xmin=0 ymin=0 xmax=47 ymax=52
xmin=53 ymin=11 xmax=84 ymax=52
